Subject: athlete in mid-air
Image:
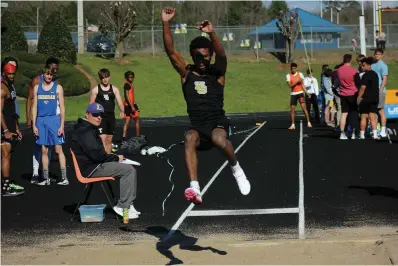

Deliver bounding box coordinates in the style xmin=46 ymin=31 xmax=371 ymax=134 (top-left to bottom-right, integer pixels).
xmin=161 ymin=7 xmax=250 ymax=204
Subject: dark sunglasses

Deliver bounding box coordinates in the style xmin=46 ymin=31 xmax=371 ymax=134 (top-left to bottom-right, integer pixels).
xmin=91 ymin=113 xmax=103 ymax=118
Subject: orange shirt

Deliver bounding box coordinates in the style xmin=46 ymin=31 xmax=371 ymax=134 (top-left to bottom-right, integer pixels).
xmin=286 ymin=72 xmax=304 ymax=95
xmin=123 ymin=82 xmax=135 ymax=106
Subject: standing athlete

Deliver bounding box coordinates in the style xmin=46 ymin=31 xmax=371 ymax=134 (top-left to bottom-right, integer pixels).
xmin=371 ymin=48 xmax=388 ymax=138
xmin=162 ymin=7 xmax=250 ymax=204
xmin=357 ymin=57 xmax=380 ymax=140
xmin=1 ymin=63 xmax=25 ymax=196
xmin=122 ymin=71 xmax=140 ymax=140
xmin=89 ymin=69 xmax=124 ymax=153
xmin=27 ymin=56 xmax=60 ymax=183
xmin=32 ymin=67 xmax=68 ymax=186
xmin=286 ymin=63 xmax=312 ymax=130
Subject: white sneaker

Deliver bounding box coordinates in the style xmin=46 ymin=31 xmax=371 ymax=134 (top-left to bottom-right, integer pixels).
xmin=373 ymin=135 xmax=380 ymax=140
xmin=340 ymin=133 xmax=348 ymax=140
xmin=351 ymin=134 xmax=356 ymax=140
xmin=232 ymin=166 xmax=251 ymax=195
xmin=113 ymin=206 xmax=139 ymax=219
xmin=129 ymin=204 xmax=141 ymax=215
xmin=379 ymin=132 xmax=387 ymax=138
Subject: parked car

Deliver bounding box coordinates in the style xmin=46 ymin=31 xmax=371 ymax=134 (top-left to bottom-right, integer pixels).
xmin=87 ymin=35 xmax=115 ymax=53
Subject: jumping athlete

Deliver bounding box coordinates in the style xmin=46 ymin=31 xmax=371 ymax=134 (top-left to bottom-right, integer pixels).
xmin=89 ymin=68 xmax=125 ymax=153
xmin=162 ymin=7 xmax=250 ymax=204
xmin=27 ymin=56 xmax=60 ymax=183
xmin=1 ymin=63 xmax=25 ymax=196
xmin=286 ymin=63 xmax=312 ymax=130
xmin=32 ymin=67 xmax=68 ymax=186
xmin=122 ymin=71 xmax=140 ymax=139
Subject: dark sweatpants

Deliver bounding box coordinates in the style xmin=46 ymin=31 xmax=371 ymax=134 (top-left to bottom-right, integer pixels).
xmin=306 ymin=94 xmax=320 ymax=124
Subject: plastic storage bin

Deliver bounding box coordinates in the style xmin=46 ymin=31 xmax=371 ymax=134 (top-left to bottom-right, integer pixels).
xmin=79 ymin=204 xmax=106 ymax=222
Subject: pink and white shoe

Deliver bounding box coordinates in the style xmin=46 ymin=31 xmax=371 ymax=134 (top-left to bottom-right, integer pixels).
xmin=184 ymin=187 xmax=202 ymax=204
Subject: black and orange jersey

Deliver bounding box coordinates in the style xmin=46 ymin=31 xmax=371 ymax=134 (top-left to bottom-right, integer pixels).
xmin=123 ymin=81 xmax=135 ymax=106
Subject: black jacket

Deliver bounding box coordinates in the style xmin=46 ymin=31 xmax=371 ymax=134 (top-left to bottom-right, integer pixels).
xmin=70 ymin=118 xmax=119 ymax=176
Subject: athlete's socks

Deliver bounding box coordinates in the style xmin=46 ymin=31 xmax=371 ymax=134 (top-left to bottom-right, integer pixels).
xmin=33 ymin=146 xmax=41 ymax=176
xmin=373 ymin=130 xmax=378 ymax=137
xmin=190 ymin=181 xmax=200 ymax=191
xmin=61 ymin=168 xmax=67 ymax=180
xmin=381 ymin=126 xmax=386 ymax=135
xmin=231 ymin=161 xmax=241 ymax=175
xmin=42 ymin=169 xmax=49 ymax=180
xmin=360 ymin=131 xmax=365 ymax=138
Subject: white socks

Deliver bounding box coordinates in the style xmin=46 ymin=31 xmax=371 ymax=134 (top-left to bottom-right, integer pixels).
xmin=360 ymin=131 xmax=365 ymax=138
xmin=231 ymin=162 xmax=242 ymax=176
xmin=190 ymin=181 xmax=200 ymax=191
xmin=381 ymin=126 xmax=386 ymax=135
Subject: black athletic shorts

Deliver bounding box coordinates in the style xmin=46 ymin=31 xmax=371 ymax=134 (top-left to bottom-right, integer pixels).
xmin=98 ymin=116 xmax=116 ymax=135
xmin=290 ymin=93 xmax=305 ymax=106
xmin=359 ymin=99 xmax=378 ymax=114
xmin=340 ymin=94 xmax=358 ymax=113
xmin=185 ymin=116 xmax=232 ymax=151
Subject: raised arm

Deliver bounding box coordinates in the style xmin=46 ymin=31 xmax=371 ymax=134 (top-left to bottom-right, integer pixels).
xmin=162 ymin=7 xmax=188 ymax=78
xmin=89 ymin=85 xmax=98 ymax=104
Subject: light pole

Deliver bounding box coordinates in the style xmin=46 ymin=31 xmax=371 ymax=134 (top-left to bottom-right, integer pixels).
xmin=77 ymin=0 xmax=84 ymax=54
xmin=359 ymin=0 xmax=366 ymax=55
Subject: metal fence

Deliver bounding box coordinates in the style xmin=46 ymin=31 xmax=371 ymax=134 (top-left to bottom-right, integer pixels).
xmin=22 ymin=24 xmax=398 ymax=56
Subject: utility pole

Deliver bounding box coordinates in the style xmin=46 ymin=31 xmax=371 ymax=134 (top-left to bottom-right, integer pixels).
xmin=77 ymin=0 xmax=84 ymax=54
xmin=359 ymin=0 xmax=366 ymax=55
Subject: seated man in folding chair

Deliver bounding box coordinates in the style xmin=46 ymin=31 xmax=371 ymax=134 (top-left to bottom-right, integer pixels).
xmin=70 ymin=103 xmax=140 ymax=219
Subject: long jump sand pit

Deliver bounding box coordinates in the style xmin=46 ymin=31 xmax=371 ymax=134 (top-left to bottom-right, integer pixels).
xmin=2 ymin=226 xmax=397 ymax=265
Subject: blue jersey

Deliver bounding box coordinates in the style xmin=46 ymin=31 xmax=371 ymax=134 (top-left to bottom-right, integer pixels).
xmin=37 ymin=81 xmax=58 ymax=117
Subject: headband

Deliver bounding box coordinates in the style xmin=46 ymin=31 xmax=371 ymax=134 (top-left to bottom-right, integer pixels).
xmin=3 ymin=63 xmax=16 ymax=74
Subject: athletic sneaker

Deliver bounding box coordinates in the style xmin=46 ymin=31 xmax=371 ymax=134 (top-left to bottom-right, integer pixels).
xmin=57 ymin=177 xmax=69 ymax=186
xmin=35 ymin=177 xmax=50 ymax=186
xmin=340 ymin=133 xmax=348 ymax=140
xmin=231 ymin=163 xmax=250 ymax=195
xmin=113 ymin=206 xmax=139 ymax=219
xmin=307 ymin=122 xmax=312 ymax=128
xmin=31 ymin=174 xmax=40 ymax=184
xmin=184 ymin=187 xmax=202 ymax=204
xmin=129 ymin=204 xmax=141 ymax=215
xmin=2 ymin=180 xmax=25 ymax=197
xmin=288 ymin=124 xmax=296 ymax=130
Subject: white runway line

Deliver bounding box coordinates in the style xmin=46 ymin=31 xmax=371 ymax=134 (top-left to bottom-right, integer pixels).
xmin=188 ymin=208 xmax=299 ymax=217
xmin=298 ymin=120 xmax=305 ymax=239
xmin=166 ymin=121 xmax=267 ymax=239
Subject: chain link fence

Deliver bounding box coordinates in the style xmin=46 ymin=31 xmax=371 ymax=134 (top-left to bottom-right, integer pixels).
xmin=22 ymin=24 xmax=398 ymax=56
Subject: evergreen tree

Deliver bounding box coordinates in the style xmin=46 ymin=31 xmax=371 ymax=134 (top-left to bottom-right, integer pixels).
xmin=37 ymin=10 xmax=77 ymax=64
xmin=1 ymin=11 xmax=28 ymax=52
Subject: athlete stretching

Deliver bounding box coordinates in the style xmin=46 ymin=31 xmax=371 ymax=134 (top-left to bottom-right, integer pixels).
xmin=90 ymin=69 xmax=124 ymax=153
xmin=162 ymin=7 xmax=250 ymax=204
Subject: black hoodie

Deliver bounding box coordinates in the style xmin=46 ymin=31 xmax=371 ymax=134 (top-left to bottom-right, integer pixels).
xmin=70 ymin=118 xmax=119 ymax=176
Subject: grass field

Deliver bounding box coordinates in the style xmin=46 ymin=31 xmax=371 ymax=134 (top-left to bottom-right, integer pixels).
xmin=13 ymin=51 xmax=398 ymax=123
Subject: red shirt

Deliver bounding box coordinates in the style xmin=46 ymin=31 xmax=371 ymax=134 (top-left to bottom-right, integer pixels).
xmin=337 ymin=65 xmax=359 ymax=96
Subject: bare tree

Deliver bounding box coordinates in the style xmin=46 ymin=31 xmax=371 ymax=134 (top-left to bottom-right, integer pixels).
xmin=99 ymin=1 xmax=137 ymax=59
xmin=276 ymin=10 xmax=300 ymax=64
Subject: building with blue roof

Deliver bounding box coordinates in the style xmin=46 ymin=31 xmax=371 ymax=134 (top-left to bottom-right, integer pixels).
xmin=248 ymin=8 xmax=348 ymax=50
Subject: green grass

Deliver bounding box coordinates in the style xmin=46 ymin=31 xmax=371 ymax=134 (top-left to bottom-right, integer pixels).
xmin=10 ymin=53 xmax=398 ymax=123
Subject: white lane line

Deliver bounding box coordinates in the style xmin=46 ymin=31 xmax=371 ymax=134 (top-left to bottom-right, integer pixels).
xmin=187 ymin=208 xmax=299 ymax=217
xmin=166 ymin=121 xmax=267 ymax=239
xmin=298 ymin=120 xmax=305 ymax=239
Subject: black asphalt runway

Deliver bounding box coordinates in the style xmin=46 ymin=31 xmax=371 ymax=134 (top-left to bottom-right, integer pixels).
xmin=2 ymin=113 xmax=398 ymax=244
